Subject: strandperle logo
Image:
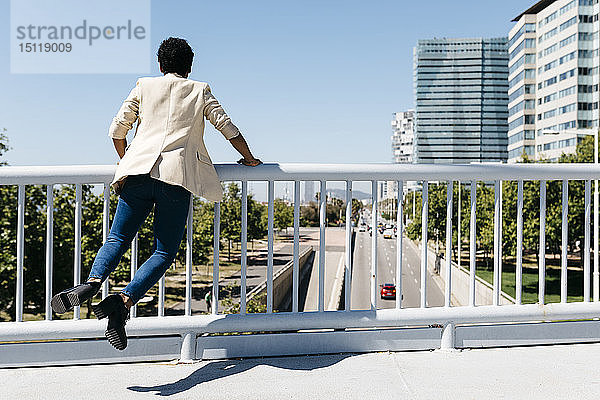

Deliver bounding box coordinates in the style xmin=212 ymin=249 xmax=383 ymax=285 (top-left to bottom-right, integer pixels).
xmin=15 ymin=20 xmax=146 ymax=46
xmin=10 ymin=0 xmax=151 ymax=74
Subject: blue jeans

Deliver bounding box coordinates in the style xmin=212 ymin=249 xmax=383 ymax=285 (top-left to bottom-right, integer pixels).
xmin=88 ymin=174 xmax=191 ymax=304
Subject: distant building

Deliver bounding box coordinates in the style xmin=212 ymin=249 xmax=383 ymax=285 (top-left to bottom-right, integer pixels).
xmin=391 ymin=111 xmax=415 ymax=163
xmin=508 ymin=0 xmax=597 ymax=163
xmin=378 ymin=181 xmax=390 ymax=200
xmin=303 ymin=181 xmax=315 ymax=204
xmin=414 ymin=37 xmax=509 ymax=163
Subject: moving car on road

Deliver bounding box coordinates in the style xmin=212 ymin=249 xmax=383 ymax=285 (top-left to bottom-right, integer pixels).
xmin=383 ymin=229 xmax=394 ymax=239
xmin=380 ymin=283 xmax=396 ymax=299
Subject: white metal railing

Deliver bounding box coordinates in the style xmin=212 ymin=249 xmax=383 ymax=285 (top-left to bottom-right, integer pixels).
xmin=3 ymin=163 xmax=600 ymax=365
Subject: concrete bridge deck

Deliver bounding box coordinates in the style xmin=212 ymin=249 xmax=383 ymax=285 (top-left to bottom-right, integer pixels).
xmin=3 ymin=342 xmax=599 ymax=399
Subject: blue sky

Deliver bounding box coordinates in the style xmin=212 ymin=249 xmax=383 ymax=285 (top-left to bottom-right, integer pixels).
xmin=1 ymin=0 xmax=530 ymax=168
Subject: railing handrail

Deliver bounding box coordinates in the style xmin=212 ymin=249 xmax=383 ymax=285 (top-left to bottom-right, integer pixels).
xmin=2 ymin=162 xmax=600 ymax=185
xmin=3 ymin=161 xmax=600 ymax=366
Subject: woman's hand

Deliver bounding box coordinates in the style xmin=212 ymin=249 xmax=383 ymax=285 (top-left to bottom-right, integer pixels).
xmin=237 ymin=157 xmax=262 ymax=166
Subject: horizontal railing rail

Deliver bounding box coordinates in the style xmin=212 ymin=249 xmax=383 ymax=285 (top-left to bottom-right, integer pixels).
xmin=2 ymin=162 xmax=600 ymax=365
xmin=3 ymin=163 xmax=600 ymax=184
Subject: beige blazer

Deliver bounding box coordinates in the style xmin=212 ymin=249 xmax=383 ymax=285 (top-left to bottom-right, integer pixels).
xmin=108 ymin=73 xmax=240 ymax=202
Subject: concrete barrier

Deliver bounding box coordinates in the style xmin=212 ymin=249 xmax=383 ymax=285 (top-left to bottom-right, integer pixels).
xmin=247 ymin=247 xmax=314 ymax=310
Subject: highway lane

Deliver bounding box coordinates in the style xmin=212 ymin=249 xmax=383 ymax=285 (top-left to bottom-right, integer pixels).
xmin=350 ymin=230 xmax=444 ymax=310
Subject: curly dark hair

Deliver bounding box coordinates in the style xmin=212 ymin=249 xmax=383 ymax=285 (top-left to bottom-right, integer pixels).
xmin=157 ymin=37 xmax=194 ymax=76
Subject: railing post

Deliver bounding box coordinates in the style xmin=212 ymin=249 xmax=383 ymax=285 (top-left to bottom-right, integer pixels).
xmin=73 ymin=183 xmax=82 ymax=320
xmin=292 ymin=181 xmax=300 ymax=313
xmin=267 ymin=181 xmax=274 ymax=313
xmin=440 ymin=321 xmax=456 ymax=350
xmin=158 ymin=274 xmax=165 ymax=317
xmin=445 ymin=181 xmax=453 ymax=307
xmin=130 ymin=233 xmax=138 ymax=318
xmin=539 ymin=180 xmax=546 ymax=305
xmin=345 ymin=180 xmax=352 ymax=311
xmin=469 ymin=181 xmax=476 ymax=306
xmin=102 ymin=183 xmax=110 ymax=299
xmin=421 ymin=181 xmax=428 ymax=308
xmin=516 ymin=180 xmax=523 ymax=305
xmin=16 ymin=185 xmax=25 ymax=322
xmin=585 ymin=180 xmax=591 ymax=302
xmin=241 ymin=181 xmax=249 ymax=314
xmin=371 ymin=180 xmax=378 ymax=310
xmin=561 ymin=180 xmax=568 ymax=303
xmin=213 ymin=202 xmax=221 ymax=315
xmin=179 ymin=332 xmax=197 ymax=363
xmin=45 ymin=184 xmax=54 ymax=320
xmin=493 ymin=180 xmax=501 ymax=306
xmin=595 ymin=144 xmax=599 ymax=301
xmin=185 ymin=195 xmax=193 ymax=316
xmin=396 ymin=180 xmax=404 ymax=309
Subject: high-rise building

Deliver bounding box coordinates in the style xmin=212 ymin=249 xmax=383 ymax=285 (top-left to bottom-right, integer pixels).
xmin=414 ymin=38 xmax=509 ymax=164
xmin=391 ymin=111 xmax=415 ymax=163
xmin=508 ymin=0 xmax=598 ymax=163
xmin=390 ymin=110 xmax=419 ymax=195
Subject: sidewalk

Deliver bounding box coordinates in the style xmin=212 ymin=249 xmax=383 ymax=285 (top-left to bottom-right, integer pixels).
xmin=3 ymin=342 xmax=599 ymax=399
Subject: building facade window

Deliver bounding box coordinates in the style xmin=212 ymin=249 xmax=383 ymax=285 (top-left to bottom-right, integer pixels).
xmin=559 ymin=85 xmax=577 ymax=98
xmin=560 ymin=0 xmax=576 ymax=14
xmin=509 ymin=23 xmax=536 ymax=48
xmin=559 ymin=68 xmax=575 ymax=81
xmin=558 ymin=103 xmax=576 ymax=114
xmin=559 ymin=51 xmax=576 ymax=64
xmin=559 ymin=33 xmax=577 ymax=48
xmin=579 ymin=14 xmax=599 ymax=23
xmin=560 ymin=16 xmax=578 ymax=31
xmin=539 ymin=27 xmax=558 ymax=43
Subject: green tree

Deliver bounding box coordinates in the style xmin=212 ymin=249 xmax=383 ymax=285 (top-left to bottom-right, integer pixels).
xmin=193 ymin=199 xmax=215 ymax=266
xmin=351 ymin=198 xmax=363 ymax=224
xmin=274 ymin=198 xmax=293 ymax=233
xmin=220 ymin=183 xmax=242 ymax=261
xmin=300 ymin=201 xmax=319 ymax=227
xmin=326 ymin=197 xmax=345 ymax=226
xmin=247 ymin=195 xmax=267 ymax=247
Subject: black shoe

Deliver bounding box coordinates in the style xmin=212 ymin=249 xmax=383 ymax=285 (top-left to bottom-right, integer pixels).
xmin=50 ymin=281 xmax=101 ymax=314
xmin=92 ymin=294 xmax=130 ymax=351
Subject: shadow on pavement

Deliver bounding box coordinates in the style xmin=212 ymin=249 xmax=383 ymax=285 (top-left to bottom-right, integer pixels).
xmin=127 ymin=353 xmax=351 ymax=396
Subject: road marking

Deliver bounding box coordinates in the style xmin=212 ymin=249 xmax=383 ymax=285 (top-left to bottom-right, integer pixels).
xmin=414 ymin=278 xmax=418 ymax=284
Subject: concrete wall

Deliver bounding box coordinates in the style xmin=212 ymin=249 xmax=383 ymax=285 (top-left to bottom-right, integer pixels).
xmin=247 ymin=247 xmax=314 ymax=310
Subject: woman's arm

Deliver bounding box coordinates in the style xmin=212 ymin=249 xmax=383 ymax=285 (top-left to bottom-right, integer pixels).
xmin=112 ymin=138 xmax=127 ymax=159
xmin=229 ymin=134 xmax=261 ymax=166
xmin=108 ymin=81 xmax=140 ymax=158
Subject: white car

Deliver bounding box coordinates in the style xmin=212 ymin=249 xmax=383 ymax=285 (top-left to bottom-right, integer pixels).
xmin=383 ymin=229 xmax=394 ymax=239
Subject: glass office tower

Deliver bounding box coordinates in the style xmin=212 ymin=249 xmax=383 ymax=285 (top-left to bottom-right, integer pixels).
xmin=414 ymin=38 xmax=509 ymax=164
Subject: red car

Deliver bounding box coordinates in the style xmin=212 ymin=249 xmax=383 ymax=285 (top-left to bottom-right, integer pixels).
xmin=380 ymin=283 xmax=396 ymax=299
